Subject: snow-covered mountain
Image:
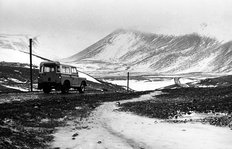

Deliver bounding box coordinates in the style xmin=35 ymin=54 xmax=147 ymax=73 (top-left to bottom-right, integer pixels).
xmin=0 ymin=34 xmax=52 ymax=65
xmin=62 ymin=29 xmax=232 ymax=76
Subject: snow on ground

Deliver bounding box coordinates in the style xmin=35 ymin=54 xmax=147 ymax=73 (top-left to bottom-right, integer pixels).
xmin=105 ymin=112 xmax=232 ymax=149
xmin=8 ymin=78 xmax=26 ymax=83
xmin=1 ymin=84 xmax=28 ymax=92
xmin=179 ymin=78 xmax=198 ymax=84
xmin=104 ymin=77 xmax=198 ymax=91
xmin=78 ymin=71 xmax=101 ymax=84
xmin=172 ymin=111 xmax=227 ymax=121
xmin=196 ymin=85 xmax=217 ymax=88
xmin=104 ymin=79 xmax=175 ymax=91
xmin=52 ymin=91 xmax=232 ymax=149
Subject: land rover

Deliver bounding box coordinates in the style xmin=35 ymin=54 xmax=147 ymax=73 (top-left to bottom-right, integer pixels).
xmin=38 ymin=61 xmax=87 ymax=93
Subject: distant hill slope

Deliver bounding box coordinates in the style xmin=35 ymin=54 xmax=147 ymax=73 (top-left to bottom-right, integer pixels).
xmin=0 ymin=34 xmax=52 ymax=65
xmin=62 ymin=29 xmax=232 ymax=76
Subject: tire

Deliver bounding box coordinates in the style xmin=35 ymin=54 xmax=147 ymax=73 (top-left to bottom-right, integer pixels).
xmin=43 ymin=86 xmax=51 ymax=93
xmin=78 ymin=82 xmax=86 ymax=93
xmin=61 ymin=81 xmax=70 ymax=93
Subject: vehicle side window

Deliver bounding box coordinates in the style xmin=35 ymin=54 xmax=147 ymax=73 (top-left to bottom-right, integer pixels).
xmin=60 ymin=66 xmax=73 ymax=74
xmin=65 ymin=67 xmax=70 ymax=74
xmin=51 ymin=67 xmax=55 ymax=72
xmin=71 ymin=67 xmax=77 ymax=74
xmin=61 ymin=67 xmax=66 ymax=73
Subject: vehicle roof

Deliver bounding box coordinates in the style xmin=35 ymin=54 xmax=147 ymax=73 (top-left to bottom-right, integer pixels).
xmin=40 ymin=61 xmax=76 ymax=68
xmin=40 ymin=61 xmax=60 ymax=65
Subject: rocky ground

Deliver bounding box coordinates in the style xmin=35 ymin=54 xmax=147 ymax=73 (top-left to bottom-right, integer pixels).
xmin=0 ymin=91 xmax=149 ymax=149
xmin=1 ymin=63 xmax=232 ymax=148
xmin=119 ymin=86 xmax=232 ymax=128
xmin=1 ymin=85 xmax=232 ymax=148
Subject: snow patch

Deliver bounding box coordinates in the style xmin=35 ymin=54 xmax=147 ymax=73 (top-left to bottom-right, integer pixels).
xmin=78 ymin=71 xmax=101 ymax=84
xmin=106 ymin=111 xmax=232 ymax=149
xmin=196 ymin=85 xmax=217 ymax=88
xmin=104 ymin=79 xmax=175 ymax=91
xmin=14 ymin=70 xmax=21 ymax=73
xmin=8 ymin=78 xmax=26 ymax=83
xmin=1 ymin=84 xmax=28 ymax=92
xmin=172 ymin=111 xmax=228 ymax=121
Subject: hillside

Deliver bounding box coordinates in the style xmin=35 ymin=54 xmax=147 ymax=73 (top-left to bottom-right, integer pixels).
xmin=63 ymin=29 xmax=232 ymax=76
xmin=0 ymin=34 xmax=52 ymax=65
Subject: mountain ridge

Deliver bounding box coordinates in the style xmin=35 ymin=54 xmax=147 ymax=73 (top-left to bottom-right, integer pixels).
xmin=63 ymin=29 xmax=232 ymax=75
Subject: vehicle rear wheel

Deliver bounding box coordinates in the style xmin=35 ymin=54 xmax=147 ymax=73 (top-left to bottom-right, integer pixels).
xmin=61 ymin=81 xmax=70 ymax=93
xmin=78 ymin=82 xmax=86 ymax=93
xmin=43 ymin=86 xmax=51 ymax=93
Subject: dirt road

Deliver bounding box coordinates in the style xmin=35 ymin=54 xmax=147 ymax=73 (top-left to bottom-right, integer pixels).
xmin=52 ymin=91 xmax=232 ymax=149
xmin=0 ymin=90 xmax=149 ymax=149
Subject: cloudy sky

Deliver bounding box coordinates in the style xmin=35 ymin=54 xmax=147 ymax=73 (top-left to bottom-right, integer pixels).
xmin=1 ymin=0 xmax=232 ymax=58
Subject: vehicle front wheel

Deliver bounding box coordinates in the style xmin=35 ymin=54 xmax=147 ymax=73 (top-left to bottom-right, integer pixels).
xmin=78 ymin=83 xmax=86 ymax=93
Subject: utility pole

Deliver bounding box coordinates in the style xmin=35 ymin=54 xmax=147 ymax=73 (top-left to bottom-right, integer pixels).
xmin=29 ymin=38 xmax=33 ymax=92
xmin=127 ymin=72 xmax=129 ymax=92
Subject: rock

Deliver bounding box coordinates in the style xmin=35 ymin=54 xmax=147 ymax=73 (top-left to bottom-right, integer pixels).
xmin=72 ymin=133 xmax=79 ymax=137
xmin=97 ymin=141 xmax=102 ymax=144
xmin=116 ymin=102 xmax=120 ymax=106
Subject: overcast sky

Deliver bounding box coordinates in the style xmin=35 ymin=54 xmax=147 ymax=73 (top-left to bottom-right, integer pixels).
xmin=1 ymin=0 xmax=232 ymax=58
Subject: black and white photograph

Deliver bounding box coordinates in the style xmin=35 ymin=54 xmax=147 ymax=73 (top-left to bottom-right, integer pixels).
xmin=0 ymin=0 xmax=232 ymax=148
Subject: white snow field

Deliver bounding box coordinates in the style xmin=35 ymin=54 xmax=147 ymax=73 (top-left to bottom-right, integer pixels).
xmin=1 ymin=84 xmax=28 ymax=92
xmin=104 ymin=77 xmax=197 ymax=91
xmin=51 ymin=91 xmax=232 ymax=149
xmin=78 ymin=71 xmax=101 ymax=84
xmin=103 ymin=79 xmax=174 ymax=91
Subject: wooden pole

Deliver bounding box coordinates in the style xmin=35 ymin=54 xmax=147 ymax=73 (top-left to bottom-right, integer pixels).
xmin=127 ymin=72 xmax=129 ymax=92
xmin=29 ymin=39 xmax=33 ymax=92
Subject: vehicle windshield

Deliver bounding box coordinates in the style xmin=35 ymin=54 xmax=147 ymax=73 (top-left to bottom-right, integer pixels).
xmin=40 ymin=65 xmax=56 ymax=72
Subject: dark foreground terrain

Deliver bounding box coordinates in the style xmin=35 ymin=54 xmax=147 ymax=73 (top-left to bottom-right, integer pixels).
xmin=120 ymin=86 xmax=232 ymax=128
xmin=0 ymin=91 xmax=149 ymax=149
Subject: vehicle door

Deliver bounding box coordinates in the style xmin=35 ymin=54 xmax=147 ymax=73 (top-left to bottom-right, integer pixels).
xmin=61 ymin=66 xmax=71 ymax=84
xmin=71 ymin=67 xmax=79 ymax=87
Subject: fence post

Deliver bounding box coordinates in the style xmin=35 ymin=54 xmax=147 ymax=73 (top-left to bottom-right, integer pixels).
xmin=29 ymin=39 xmax=33 ymax=92
xmin=127 ymin=72 xmax=129 ymax=92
